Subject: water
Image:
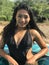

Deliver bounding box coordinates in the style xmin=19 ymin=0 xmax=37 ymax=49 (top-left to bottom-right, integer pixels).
xmin=4 ymin=42 xmax=49 ymax=56
xmin=4 ymin=44 xmax=9 ymax=54
xmin=32 ymin=41 xmax=49 ymax=56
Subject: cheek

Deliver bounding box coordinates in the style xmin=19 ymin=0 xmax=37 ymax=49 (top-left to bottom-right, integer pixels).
xmin=16 ymin=17 xmax=20 ymax=23
xmin=27 ymin=18 xmax=30 ymax=23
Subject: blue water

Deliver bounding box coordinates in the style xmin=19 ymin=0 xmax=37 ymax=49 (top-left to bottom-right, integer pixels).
xmin=4 ymin=44 xmax=9 ymax=54
xmin=32 ymin=41 xmax=49 ymax=56
xmin=4 ymin=42 xmax=49 ymax=56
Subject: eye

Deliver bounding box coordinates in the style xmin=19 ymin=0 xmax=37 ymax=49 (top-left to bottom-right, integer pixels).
xmin=18 ymin=15 xmax=22 ymax=18
xmin=24 ymin=15 xmax=28 ymax=19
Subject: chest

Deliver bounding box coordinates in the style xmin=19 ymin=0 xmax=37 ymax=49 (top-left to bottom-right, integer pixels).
xmin=14 ymin=30 xmax=27 ymax=46
xmin=9 ymin=30 xmax=34 ymax=49
xmin=14 ymin=30 xmax=35 ymax=45
xmin=7 ymin=30 xmax=35 ymax=54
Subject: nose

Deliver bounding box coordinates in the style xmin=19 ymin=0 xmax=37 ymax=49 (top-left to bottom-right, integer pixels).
xmin=21 ymin=17 xmax=25 ymax=23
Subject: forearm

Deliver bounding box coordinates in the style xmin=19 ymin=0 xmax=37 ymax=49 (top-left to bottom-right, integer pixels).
xmin=0 ymin=49 xmax=18 ymax=64
xmin=26 ymin=48 xmax=48 ymax=65
xmin=32 ymin=47 xmax=48 ymax=60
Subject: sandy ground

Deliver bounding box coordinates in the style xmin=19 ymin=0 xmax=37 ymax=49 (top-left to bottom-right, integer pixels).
xmin=37 ymin=22 xmax=49 ymax=44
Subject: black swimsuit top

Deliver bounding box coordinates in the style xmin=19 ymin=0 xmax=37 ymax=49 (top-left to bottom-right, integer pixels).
xmin=7 ymin=30 xmax=32 ymax=65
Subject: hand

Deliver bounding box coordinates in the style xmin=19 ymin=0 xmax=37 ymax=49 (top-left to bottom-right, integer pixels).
xmin=9 ymin=60 xmax=19 ymax=65
xmin=10 ymin=62 xmax=19 ymax=65
xmin=12 ymin=62 xmax=19 ymax=65
xmin=26 ymin=48 xmax=34 ymax=60
xmin=26 ymin=57 xmax=37 ymax=65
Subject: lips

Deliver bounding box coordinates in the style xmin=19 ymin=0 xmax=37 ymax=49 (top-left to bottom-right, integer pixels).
xmin=19 ymin=22 xmax=26 ymax=25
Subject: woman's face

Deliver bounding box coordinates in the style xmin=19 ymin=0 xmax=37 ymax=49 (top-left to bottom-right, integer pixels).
xmin=16 ymin=9 xmax=30 ymax=28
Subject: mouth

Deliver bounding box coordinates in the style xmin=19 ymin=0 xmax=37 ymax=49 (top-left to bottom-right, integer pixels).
xmin=19 ymin=21 xmax=28 ymax=25
xmin=21 ymin=23 xmax=25 ymax=25
xmin=18 ymin=22 xmax=26 ymax=25
xmin=18 ymin=23 xmax=26 ymax=27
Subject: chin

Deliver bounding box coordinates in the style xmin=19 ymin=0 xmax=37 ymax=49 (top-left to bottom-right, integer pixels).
xmin=19 ymin=25 xmax=26 ymax=28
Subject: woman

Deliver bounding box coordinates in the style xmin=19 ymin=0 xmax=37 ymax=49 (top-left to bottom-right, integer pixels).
xmin=0 ymin=3 xmax=48 ymax=65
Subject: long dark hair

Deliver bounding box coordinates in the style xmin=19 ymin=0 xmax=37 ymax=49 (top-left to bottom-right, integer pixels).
xmin=2 ymin=3 xmax=46 ymax=44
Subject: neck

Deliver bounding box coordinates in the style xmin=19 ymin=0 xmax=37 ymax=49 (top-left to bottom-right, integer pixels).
xmin=17 ymin=26 xmax=26 ymax=31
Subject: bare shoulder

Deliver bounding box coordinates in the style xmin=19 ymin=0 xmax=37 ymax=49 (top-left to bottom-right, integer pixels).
xmin=29 ymin=29 xmax=44 ymax=42
xmin=30 ymin=29 xmax=41 ymax=37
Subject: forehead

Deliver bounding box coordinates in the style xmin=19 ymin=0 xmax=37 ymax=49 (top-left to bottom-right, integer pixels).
xmin=16 ymin=9 xmax=29 ymax=15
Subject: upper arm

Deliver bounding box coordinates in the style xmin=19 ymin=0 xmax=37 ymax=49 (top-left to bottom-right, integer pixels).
xmin=30 ymin=29 xmax=47 ymax=49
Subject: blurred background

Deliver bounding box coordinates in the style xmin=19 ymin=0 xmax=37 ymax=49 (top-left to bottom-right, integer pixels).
xmin=0 ymin=0 xmax=49 ymax=43
xmin=0 ymin=0 xmax=49 ymax=21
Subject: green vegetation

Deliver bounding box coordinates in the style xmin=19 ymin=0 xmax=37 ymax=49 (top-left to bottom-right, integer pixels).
xmin=0 ymin=0 xmax=49 ymax=22
xmin=0 ymin=0 xmax=15 ymax=21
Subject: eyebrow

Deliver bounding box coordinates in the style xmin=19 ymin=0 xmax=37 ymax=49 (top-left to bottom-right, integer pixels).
xmin=18 ymin=14 xmax=30 ymax=18
xmin=18 ymin=14 xmax=28 ymax=16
